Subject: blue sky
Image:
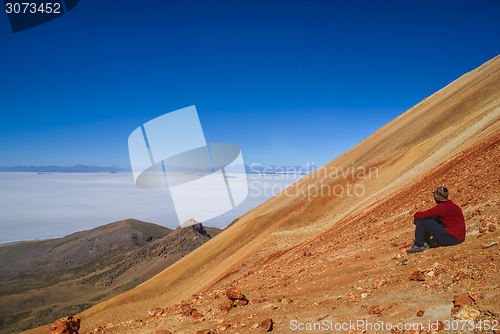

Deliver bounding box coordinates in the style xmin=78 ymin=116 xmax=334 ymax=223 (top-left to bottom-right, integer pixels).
xmin=1 ymin=0 xmax=499 ymax=168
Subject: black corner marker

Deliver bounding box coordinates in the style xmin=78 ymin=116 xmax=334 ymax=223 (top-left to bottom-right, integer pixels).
xmin=64 ymin=0 xmax=78 ymax=12
xmin=3 ymin=0 xmax=79 ymax=33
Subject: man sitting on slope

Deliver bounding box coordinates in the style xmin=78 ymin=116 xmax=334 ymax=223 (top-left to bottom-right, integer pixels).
xmin=407 ymin=187 xmax=465 ymax=254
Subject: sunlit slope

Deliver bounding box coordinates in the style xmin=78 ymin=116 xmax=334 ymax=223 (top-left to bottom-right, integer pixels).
xmin=24 ymin=55 xmax=500 ymax=333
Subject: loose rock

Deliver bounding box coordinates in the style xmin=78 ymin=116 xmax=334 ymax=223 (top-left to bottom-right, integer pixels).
xmin=451 ymin=306 xmax=461 ymax=316
xmin=409 ymin=271 xmax=425 ymax=281
xmin=453 ymin=294 xmax=473 ymax=307
xmin=226 ymin=287 xmax=245 ymax=300
xmin=482 ymin=241 xmax=498 ymax=249
xmin=49 ymin=316 xmax=80 ymax=334
xmin=369 ymin=305 xmax=384 ymax=315
xmin=214 ymin=299 xmax=233 ymax=316
xmin=259 ymin=319 xmax=274 ymax=332
xmin=454 ymin=304 xmax=480 ymax=321
xmin=469 ymin=292 xmax=482 ymax=302
xmin=191 ymin=310 xmax=203 ymax=320
xmin=148 ymin=308 xmax=165 ymax=316
xmin=453 ymin=270 xmax=469 ymax=282
xmin=194 ymin=330 xmax=213 ymax=334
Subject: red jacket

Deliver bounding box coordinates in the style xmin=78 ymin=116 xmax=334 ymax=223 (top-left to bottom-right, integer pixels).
xmin=414 ymin=200 xmax=465 ymax=242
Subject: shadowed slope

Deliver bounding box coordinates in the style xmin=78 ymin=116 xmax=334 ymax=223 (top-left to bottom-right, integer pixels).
xmin=0 ymin=219 xmax=172 ymax=283
xmin=2 ymin=221 xmax=221 ymax=334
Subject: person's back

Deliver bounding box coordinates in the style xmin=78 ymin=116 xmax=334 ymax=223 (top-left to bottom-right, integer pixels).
xmin=414 ymin=200 xmax=465 ymax=242
xmin=407 ymin=187 xmax=465 ymax=254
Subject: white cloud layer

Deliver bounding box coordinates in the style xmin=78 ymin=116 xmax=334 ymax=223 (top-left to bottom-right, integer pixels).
xmin=0 ymin=172 xmax=302 ymax=244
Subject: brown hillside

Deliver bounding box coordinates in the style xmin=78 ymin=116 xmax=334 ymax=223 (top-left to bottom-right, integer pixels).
xmin=2 ymin=222 xmax=220 ymax=334
xmin=0 ymin=219 xmax=172 ymax=279
xmin=23 ymin=55 xmax=500 ymax=333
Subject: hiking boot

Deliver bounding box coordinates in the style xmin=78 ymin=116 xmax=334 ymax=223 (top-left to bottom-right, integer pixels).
xmin=406 ymin=242 xmax=429 ymax=254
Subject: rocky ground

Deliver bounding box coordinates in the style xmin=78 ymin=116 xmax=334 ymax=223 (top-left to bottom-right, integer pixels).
xmin=66 ymin=135 xmax=500 ymax=334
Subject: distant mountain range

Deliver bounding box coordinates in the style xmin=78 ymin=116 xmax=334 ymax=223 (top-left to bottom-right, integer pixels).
xmin=0 ymin=164 xmax=130 ymax=173
xmin=0 ymin=164 xmax=318 ymax=174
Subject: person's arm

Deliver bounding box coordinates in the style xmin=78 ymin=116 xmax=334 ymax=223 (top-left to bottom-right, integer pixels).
xmin=414 ymin=204 xmax=443 ymax=220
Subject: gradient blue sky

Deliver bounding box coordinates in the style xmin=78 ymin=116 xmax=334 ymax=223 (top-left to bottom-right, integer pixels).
xmin=1 ymin=0 xmax=499 ymax=168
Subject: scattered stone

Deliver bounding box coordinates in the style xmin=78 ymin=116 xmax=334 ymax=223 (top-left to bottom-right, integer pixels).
xmin=402 ymin=259 xmax=408 ymax=265
xmin=226 ymin=287 xmax=245 ymax=300
xmin=259 ymin=319 xmax=274 ymax=332
xmin=453 ymin=270 xmax=469 ymax=282
xmin=180 ymin=303 xmax=191 ymax=311
xmin=468 ymin=292 xmax=482 ymax=302
xmin=148 ymin=308 xmax=165 ymax=316
xmin=410 ymin=271 xmax=425 ymax=281
xmin=454 ymin=294 xmax=473 ymax=307
xmin=215 ymin=299 xmax=233 ymax=316
xmin=450 ymin=254 xmax=462 ymax=261
xmin=194 ymin=330 xmax=213 ymax=334
xmin=249 ymin=298 xmax=268 ymax=305
xmin=191 ymin=310 xmax=203 ymax=320
xmin=49 ymin=316 xmax=80 ymax=334
xmin=369 ymin=305 xmax=384 ymax=315
xmin=182 ymin=308 xmax=198 ymax=317
xmin=316 ymin=314 xmax=328 ymax=321
xmin=418 ymin=266 xmax=434 ymax=272
xmin=436 ymin=321 xmax=445 ymax=331
xmin=217 ymin=324 xmax=230 ymax=331
xmin=156 ymin=330 xmax=172 ymax=334
xmin=238 ymin=299 xmax=248 ymax=306
xmin=375 ymin=278 xmax=386 ymax=288
xmin=472 ymin=207 xmax=486 ymax=216
xmin=454 ymin=304 xmax=481 ymax=321
xmin=434 ymin=267 xmax=446 ymax=276
xmin=482 ymin=241 xmax=498 ymax=249
xmin=451 ymin=306 xmax=461 ymax=316
xmin=281 ymin=297 xmax=292 ymax=305
xmin=479 ymin=226 xmax=489 ymax=233
xmin=251 ymin=323 xmax=260 ymax=329
xmin=416 ymin=310 xmax=424 ymax=317
xmin=489 ymin=224 xmax=497 ymax=232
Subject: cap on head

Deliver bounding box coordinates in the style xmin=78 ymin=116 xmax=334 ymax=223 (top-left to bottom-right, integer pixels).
xmin=433 ymin=187 xmax=448 ymax=202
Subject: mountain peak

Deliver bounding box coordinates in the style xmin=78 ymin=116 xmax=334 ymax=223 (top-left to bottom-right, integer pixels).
xmin=180 ymin=218 xmax=202 ymax=228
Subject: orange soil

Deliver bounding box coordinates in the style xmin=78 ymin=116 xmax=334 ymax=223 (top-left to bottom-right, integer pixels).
xmin=74 ymin=129 xmax=500 ymax=334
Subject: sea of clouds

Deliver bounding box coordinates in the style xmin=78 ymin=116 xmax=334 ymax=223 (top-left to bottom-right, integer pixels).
xmin=0 ymin=171 xmax=303 ymax=244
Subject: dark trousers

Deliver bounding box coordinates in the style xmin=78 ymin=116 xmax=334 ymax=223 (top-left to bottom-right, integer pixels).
xmin=414 ymin=216 xmax=460 ymax=247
